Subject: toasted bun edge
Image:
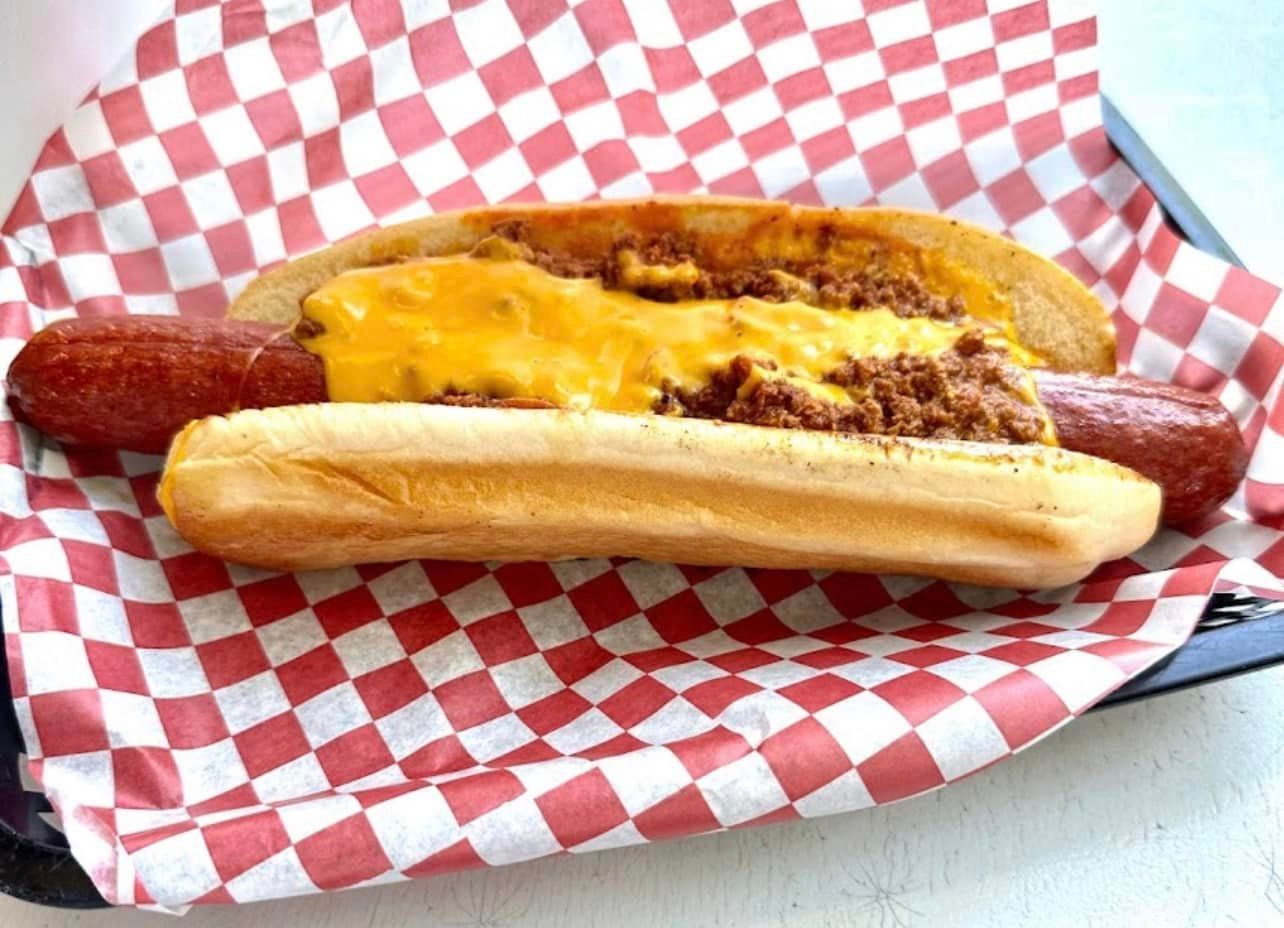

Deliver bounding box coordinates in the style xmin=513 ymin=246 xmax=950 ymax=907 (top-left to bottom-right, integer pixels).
xmin=160 ymin=403 xmax=1159 ymax=587
xmin=228 ymin=197 xmax=1115 ymax=374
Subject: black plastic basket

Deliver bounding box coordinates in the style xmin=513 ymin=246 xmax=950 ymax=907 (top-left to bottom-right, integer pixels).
xmin=0 ymin=630 xmax=108 ymax=909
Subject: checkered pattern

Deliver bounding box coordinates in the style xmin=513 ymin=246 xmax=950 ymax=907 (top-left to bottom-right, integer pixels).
xmin=1 ymin=0 xmax=1281 ymax=912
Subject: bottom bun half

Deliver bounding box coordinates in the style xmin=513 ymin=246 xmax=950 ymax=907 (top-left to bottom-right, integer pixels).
xmin=159 ymin=404 xmax=1160 ymax=588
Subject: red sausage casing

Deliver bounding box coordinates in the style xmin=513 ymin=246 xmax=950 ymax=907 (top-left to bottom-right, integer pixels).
xmin=5 ymin=316 xmax=1245 ymax=526
xmin=1031 ymin=371 xmax=1248 ymax=525
xmin=6 ymin=317 xmax=325 ymax=453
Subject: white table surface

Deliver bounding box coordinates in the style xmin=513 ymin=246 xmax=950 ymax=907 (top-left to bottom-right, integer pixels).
xmin=1099 ymin=0 xmax=1284 ymax=277
xmin=2 ymin=2 xmax=1282 ymax=925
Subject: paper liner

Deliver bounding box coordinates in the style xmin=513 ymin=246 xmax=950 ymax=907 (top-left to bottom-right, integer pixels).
xmin=1 ymin=0 xmax=1281 ymax=911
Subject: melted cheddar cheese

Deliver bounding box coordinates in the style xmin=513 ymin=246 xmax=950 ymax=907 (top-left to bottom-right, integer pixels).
xmin=298 ymin=254 xmax=1051 ymax=439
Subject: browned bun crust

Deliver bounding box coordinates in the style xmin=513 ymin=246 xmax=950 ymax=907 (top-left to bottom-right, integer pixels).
xmin=161 ymin=404 xmax=1158 ymax=587
xmin=228 ymin=197 xmax=1116 ymax=374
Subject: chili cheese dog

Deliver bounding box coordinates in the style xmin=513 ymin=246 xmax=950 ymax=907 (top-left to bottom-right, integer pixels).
xmin=5 ymin=197 xmax=1248 ymax=586
xmin=7 ymin=316 xmax=1242 ymax=525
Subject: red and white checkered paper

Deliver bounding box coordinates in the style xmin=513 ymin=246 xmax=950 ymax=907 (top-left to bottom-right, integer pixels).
xmin=1 ymin=0 xmax=1282 ymax=912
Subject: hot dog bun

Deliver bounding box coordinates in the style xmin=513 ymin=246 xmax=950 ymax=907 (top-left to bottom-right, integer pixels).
xmin=229 ymin=197 xmax=1116 ymax=375
xmin=160 ymin=403 xmax=1158 ymax=587
xmin=154 ymin=197 xmax=1157 ymax=587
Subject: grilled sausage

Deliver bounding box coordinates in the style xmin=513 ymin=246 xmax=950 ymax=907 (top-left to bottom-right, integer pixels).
xmin=6 ymin=317 xmax=1248 ymax=524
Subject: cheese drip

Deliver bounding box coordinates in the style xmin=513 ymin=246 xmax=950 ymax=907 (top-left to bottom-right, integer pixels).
xmin=299 ymin=254 xmax=1051 ymax=439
